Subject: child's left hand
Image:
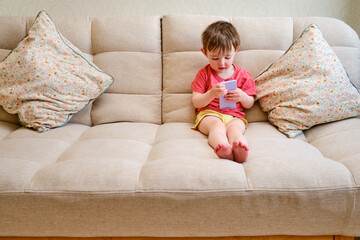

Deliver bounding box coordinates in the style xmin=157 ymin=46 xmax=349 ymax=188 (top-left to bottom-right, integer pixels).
xmin=224 ymin=88 xmax=245 ymax=102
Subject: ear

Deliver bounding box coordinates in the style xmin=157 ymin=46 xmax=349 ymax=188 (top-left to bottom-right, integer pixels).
xmin=201 ymin=48 xmax=207 ymax=57
xmin=235 ymin=47 xmax=240 ymax=52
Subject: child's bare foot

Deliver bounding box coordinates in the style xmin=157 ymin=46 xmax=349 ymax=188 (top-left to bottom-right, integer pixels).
xmin=214 ymin=144 xmax=234 ymax=160
xmin=232 ymin=141 xmax=249 ymax=163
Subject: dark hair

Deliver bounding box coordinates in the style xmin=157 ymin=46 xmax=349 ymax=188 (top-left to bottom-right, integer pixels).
xmin=202 ymin=21 xmax=240 ymax=54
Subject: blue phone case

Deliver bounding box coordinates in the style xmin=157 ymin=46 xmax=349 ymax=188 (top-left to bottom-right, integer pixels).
xmin=219 ymin=80 xmax=237 ymax=109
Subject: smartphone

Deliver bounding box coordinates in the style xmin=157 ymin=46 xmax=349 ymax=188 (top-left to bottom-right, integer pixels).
xmin=219 ymin=80 xmax=237 ymax=109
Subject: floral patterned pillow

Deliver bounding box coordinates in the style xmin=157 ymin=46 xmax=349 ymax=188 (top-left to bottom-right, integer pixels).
xmin=255 ymin=24 xmax=360 ymax=138
xmin=0 ymin=11 xmax=113 ymax=132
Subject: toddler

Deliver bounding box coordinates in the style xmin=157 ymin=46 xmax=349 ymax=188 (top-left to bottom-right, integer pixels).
xmin=191 ymin=21 xmax=256 ymax=163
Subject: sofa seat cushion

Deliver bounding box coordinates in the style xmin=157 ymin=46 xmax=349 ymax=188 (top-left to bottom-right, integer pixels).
xmin=0 ymin=122 xmax=159 ymax=192
xmin=1 ymin=120 xmax=359 ymax=236
xmin=305 ymin=117 xmax=360 ymax=183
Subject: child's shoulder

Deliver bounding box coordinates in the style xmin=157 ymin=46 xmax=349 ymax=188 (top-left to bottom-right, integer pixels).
xmin=195 ymin=64 xmax=211 ymax=77
xmin=198 ymin=64 xmax=211 ymax=72
xmin=233 ymin=64 xmax=246 ymax=72
xmin=233 ymin=65 xmax=253 ymax=78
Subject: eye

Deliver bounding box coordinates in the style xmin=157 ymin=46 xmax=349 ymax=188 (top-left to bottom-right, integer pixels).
xmin=211 ymin=58 xmax=218 ymax=60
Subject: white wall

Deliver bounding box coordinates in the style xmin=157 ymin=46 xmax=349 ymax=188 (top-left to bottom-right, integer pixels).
xmin=0 ymin=0 xmax=359 ymax=36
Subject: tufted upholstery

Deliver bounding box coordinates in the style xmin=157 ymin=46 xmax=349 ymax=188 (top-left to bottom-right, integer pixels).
xmin=0 ymin=15 xmax=360 ymax=237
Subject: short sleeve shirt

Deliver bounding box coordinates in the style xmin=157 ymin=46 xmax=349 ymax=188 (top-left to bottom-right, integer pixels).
xmin=191 ymin=64 xmax=256 ymax=119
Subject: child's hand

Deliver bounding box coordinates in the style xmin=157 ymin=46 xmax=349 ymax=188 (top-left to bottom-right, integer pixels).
xmin=224 ymin=88 xmax=244 ymax=102
xmin=210 ymin=83 xmax=227 ymax=98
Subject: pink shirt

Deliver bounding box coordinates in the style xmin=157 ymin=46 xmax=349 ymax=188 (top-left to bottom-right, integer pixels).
xmin=191 ymin=64 xmax=256 ymax=119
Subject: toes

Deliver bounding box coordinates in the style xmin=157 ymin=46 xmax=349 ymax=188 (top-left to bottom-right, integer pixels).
xmin=241 ymin=143 xmax=249 ymax=151
xmin=214 ymin=144 xmax=234 ymax=160
xmin=233 ymin=141 xmax=249 ymax=151
xmin=232 ymin=141 xmax=249 ymax=163
xmin=214 ymin=144 xmax=221 ymax=153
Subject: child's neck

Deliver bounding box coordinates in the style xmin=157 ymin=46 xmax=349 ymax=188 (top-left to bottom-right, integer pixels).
xmin=216 ymin=65 xmax=235 ymax=80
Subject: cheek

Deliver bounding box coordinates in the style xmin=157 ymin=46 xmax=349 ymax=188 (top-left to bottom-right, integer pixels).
xmin=226 ymin=58 xmax=234 ymax=64
xmin=209 ymin=60 xmax=218 ymax=67
xmin=208 ymin=58 xmax=216 ymax=64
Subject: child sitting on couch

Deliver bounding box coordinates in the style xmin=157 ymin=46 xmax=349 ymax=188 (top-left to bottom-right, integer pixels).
xmin=191 ymin=21 xmax=256 ymax=163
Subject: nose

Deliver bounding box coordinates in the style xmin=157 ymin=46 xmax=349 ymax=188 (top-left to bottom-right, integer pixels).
xmin=219 ymin=58 xmax=225 ymax=66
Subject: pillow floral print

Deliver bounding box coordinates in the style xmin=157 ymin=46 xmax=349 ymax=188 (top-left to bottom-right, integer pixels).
xmin=255 ymin=24 xmax=360 ymax=137
xmin=0 ymin=10 xmax=113 ymax=132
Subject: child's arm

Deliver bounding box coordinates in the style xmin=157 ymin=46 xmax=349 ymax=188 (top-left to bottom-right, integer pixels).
xmin=192 ymin=83 xmax=227 ymax=108
xmin=225 ymin=88 xmax=255 ymax=109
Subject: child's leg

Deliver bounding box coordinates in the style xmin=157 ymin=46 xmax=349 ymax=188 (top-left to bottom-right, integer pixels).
xmin=197 ymin=116 xmax=234 ymax=160
xmin=226 ymin=119 xmax=249 ymax=163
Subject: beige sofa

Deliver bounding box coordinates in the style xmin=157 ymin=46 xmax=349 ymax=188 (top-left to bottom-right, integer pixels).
xmin=0 ymin=14 xmax=359 ymax=239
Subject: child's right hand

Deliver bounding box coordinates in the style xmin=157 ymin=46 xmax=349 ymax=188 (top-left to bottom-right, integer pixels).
xmin=210 ymin=83 xmax=227 ymax=98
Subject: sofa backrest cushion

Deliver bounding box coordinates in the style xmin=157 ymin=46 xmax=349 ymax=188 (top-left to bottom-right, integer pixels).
xmin=0 ymin=14 xmax=162 ymax=126
xmin=0 ymin=15 xmax=359 ymax=126
xmin=162 ymin=15 xmax=360 ymax=124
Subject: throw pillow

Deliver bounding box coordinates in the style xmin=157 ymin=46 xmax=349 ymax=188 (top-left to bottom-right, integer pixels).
xmin=0 ymin=10 xmax=113 ymax=132
xmin=255 ymin=24 xmax=360 ymax=138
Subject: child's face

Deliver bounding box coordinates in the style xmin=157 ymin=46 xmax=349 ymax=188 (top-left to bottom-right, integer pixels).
xmin=201 ymin=46 xmax=238 ymax=74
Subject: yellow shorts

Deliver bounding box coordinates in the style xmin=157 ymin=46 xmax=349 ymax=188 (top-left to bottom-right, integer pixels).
xmin=192 ymin=109 xmax=248 ymax=130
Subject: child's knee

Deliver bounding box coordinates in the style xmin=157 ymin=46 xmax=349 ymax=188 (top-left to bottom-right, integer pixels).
xmin=201 ymin=116 xmax=224 ymax=127
xmin=198 ymin=116 xmax=224 ymax=134
xmin=226 ymin=119 xmax=246 ymax=132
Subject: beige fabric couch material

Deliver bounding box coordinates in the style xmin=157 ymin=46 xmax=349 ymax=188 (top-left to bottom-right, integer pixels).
xmin=0 ymin=14 xmax=359 ymax=237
